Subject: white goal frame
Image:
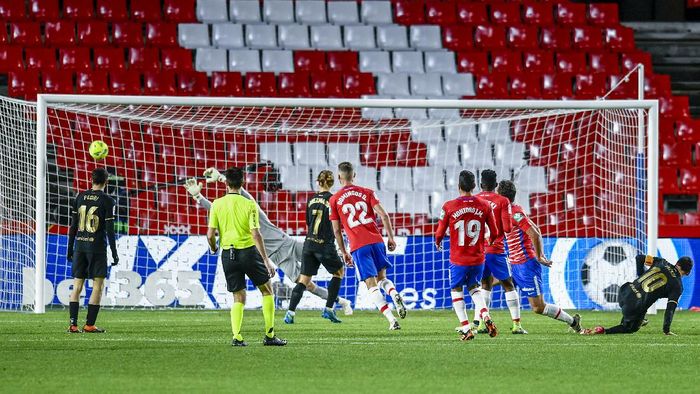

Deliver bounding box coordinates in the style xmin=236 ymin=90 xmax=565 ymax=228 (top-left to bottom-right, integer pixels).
xmin=34 ymin=95 xmax=659 ymax=313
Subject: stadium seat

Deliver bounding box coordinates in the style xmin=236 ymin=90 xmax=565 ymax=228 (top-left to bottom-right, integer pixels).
xmin=344 ymin=25 xmax=376 ymax=50
xmin=479 ymin=120 xmax=511 ymax=143
xmin=45 ymin=21 xmax=76 ymax=46
xmin=296 ymin=0 xmax=326 ymax=24
xmin=523 ymin=50 xmax=555 ymax=73
xmin=397 ymin=192 xmax=431 ymax=215
xmin=684 ymin=212 xmax=700 ymax=226
xmin=76 ymin=70 xmax=108 ymax=94
xmin=377 ymin=26 xmax=409 ymax=50
xmin=445 ymin=123 xmax=478 ymax=144
xmin=42 ymin=70 xmax=74 ymax=94
xmin=295 ymin=51 xmax=327 ymax=72
xmin=375 ymin=191 xmax=396 ymax=213
xmin=410 ymin=26 xmax=442 ymax=50
xmin=490 ymin=3 xmax=521 ymax=25
xmin=540 ymin=27 xmax=572 ymax=50
xmin=64 ymin=0 xmax=94 ymax=20
xmin=59 ymin=48 xmax=90 ymax=71
xmin=380 ymin=167 xmax=413 ymax=192
xmin=311 ymin=25 xmax=343 ymax=50
xmin=128 ymin=48 xmax=160 ymax=71
xmin=94 ymin=48 xmax=125 ymax=71
xmin=0 ymin=0 xmax=26 ymax=20
xmin=245 ymin=72 xmax=277 ymax=96
xmin=278 ymin=24 xmax=310 ymax=49
xmin=147 ymin=23 xmax=178 ymax=47
xmin=680 ymin=168 xmax=700 ymax=192
xmin=573 ymin=27 xmax=604 ymax=50
xmin=659 ymin=213 xmax=680 ymax=226
xmin=343 ymin=72 xmax=376 ymax=97
xmin=360 ymin=51 xmax=391 ymax=73
xmin=508 ymin=26 xmax=539 ymax=49
xmin=328 ymin=143 xmax=361 ymax=166
xmin=393 ymin=51 xmax=424 ymax=73
xmin=279 ymin=165 xmax=312 ymax=191
xmin=523 ymin=3 xmax=554 ymax=26
xmin=113 ymin=22 xmax=144 ymax=46
xmin=77 ymin=21 xmax=108 ymax=46
xmin=589 ymin=52 xmax=620 ymax=74
xmin=411 ymin=74 xmax=442 ymax=96
xmin=474 ymin=25 xmax=506 ymax=49
xmin=462 ymin=141 xmax=494 ymax=167
xmin=310 ymin=72 xmax=343 ymax=98
xmin=11 ymin=23 xmax=41 ymax=46
xmin=377 ymin=73 xmax=410 ymax=96
xmin=410 ymin=120 xmax=442 ymax=143
xmin=144 ymin=70 xmax=176 ymax=95
xmin=211 ymin=72 xmax=243 ymax=96
xmin=456 ymin=52 xmax=489 ymax=75
xmin=425 ymin=52 xmax=456 ymax=74
xmin=230 ymin=0 xmax=261 ymax=23
xmin=427 ymin=142 xmax=459 ymax=167
xmin=161 ymin=48 xmax=193 ymax=71
xmin=25 ymin=48 xmax=56 ymax=70
xmin=262 ymin=50 xmax=294 ymax=73
xmin=556 ymin=2 xmax=587 ymax=26
xmin=361 ymin=1 xmax=393 ymax=24
xmin=164 ymin=0 xmax=196 ymax=22
xmin=658 ymin=167 xmax=678 ymax=193
xmin=510 ymin=74 xmax=542 ymax=99
xmin=394 ymin=0 xmax=424 ymax=25
xmin=661 ymin=143 xmax=692 ymax=167
xmin=426 ymin=0 xmax=456 ymax=25
xmin=556 ymin=52 xmax=587 ymax=74
xmin=131 ymin=1 xmax=162 ymax=22
xmin=263 ymin=0 xmax=294 ymax=23
xmin=278 ymin=72 xmax=310 ymax=97
xmin=196 ymin=0 xmax=227 ymax=23
xmin=495 ymin=142 xmax=526 ymax=167
xmin=476 ymin=73 xmax=508 ymax=98
xmin=677 ymin=118 xmax=700 ymax=142
xmin=574 ymin=73 xmax=607 ymax=99
xmin=29 ymin=0 xmax=58 ymax=19
xmin=516 ymin=167 xmax=548 ymax=193
xmin=542 ymin=73 xmax=573 ymax=99
xmin=457 ymin=3 xmax=488 ymax=24
xmin=442 ymin=73 xmax=475 ymax=97
xmin=588 ymin=3 xmax=619 ymax=25
xmin=396 ymin=141 xmax=428 ymax=167
xmin=177 ymin=71 xmax=209 ymax=96
xmin=660 ymin=96 xmax=691 ymax=120
xmin=329 ymin=1 xmax=359 ymax=24
xmin=327 ymin=52 xmax=358 ymax=73
xmin=605 ymin=27 xmax=636 ymax=51
xmin=8 ymin=70 xmax=39 ymax=99
xmin=361 ymin=139 xmax=396 ymax=168
xmin=259 ymin=142 xmax=293 ymax=166
xmin=491 ymin=50 xmax=523 ymax=74
xmin=211 ymin=23 xmax=244 ymax=48
xmin=294 ymin=142 xmax=327 ymax=166
xmin=96 ymin=0 xmax=128 ymax=21
xmin=110 ymin=70 xmax=141 ymax=94
xmin=621 ymin=51 xmax=652 ymax=73
xmin=443 ymin=25 xmax=473 ymax=51
xmin=246 ymin=24 xmax=278 ymax=49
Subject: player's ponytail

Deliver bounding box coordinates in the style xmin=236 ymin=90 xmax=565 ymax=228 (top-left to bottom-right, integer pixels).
xmin=317 ymin=170 xmax=335 ymax=189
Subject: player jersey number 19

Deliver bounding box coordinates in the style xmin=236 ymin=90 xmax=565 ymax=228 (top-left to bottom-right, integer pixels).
xmin=454 ymin=219 xmax=481 ymax=246
xmin=342 ymin=202 xmax=374 ymax=229
xmin=78 ymin=205 xmax=100 ymax=233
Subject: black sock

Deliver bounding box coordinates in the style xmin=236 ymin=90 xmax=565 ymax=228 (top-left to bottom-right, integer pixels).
xmin=604 ymin=325 xmax=628 ymax=334
xmin=85 ymin=304 xmax=100 ymax=326
xmin=69 ymin=302 xmax=79 ymax=326
xmin=326 ymin=277 xmax=342 ymax=309
xmin=288 ymin=283 xmax=306 ymax=312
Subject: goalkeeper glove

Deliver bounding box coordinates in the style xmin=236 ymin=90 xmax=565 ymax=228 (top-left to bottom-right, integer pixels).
xmin=184 ymin=178 xmax=204 ymax=202
xmin=203 ymin=168 xmax=226 ymax=184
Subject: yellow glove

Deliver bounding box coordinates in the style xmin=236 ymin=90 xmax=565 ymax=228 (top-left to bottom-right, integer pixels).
xmin=184 ymin=178 xmax=203 ymax=202
xmin=203 ymin=168 xmax=226 ymax=184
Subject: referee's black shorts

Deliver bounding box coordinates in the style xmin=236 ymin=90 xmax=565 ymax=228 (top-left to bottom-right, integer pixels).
xmin=72 ymin=251 xmax=108 ymax=279
xmin=301 ymin=241 xmax=344 ymax=277
xmin=222 ymin=246 xmax=270 ymax=293
xmin=617 ymin=282 xmax=645 ymax=333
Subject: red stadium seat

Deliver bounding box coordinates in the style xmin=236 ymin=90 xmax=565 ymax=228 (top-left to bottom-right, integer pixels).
xmin=110 ymin=70 xmax=142 ymax=95
xmin=572 ymin=27 xmax=603 ymax=50
xmin=94 ymin=47 xmax=125 ymax=70
xmin=131 ymin=1 xmax=162 ymax=22
xmin=621 ymin=51 xmax=652 ymax=73
xmin=343 ymin=72 xmax=376 ymax=98
xmin=510 ymin=74 xmax=542 ymax=99
xmin=556 ymin=52 xmax=586 ymax=74
xmin=605 ymin=27 xmax=635 ymax=51
xmin=96 ymin=0 xmax=128 ymax=21
xmin=588 ymin=3 xmax=619 ymax=26
xmin=589 ymin=52 xmax=620 ymax=74
xmin=294 ymin=51 xmax=326 ymax=72
xmin=327 ymin=51 xmax=359 ymax=72
xmin=42 ymin=70 xmax=74 ymax=94
xmin=490 ymin=3 xmax=521 ymax=25
xmin=443 ymin=25 xmax=473 ymax=51
xmin=457 ymin=3 xmax=488 ymax=24
xmin=164 ymin=0 xmax=196 ymax=22
xmin=644 ymin=74 xmax=671 ymax=98
xmin=146 ymin=23 xmax=178 ymax=47
xmin=113 ymin=22 xmax=144 ymax=46
xmin=76 ymin=70 xmax=108 ymax=94
xmin=63 ymin=0 xmax=94 ymax=20
xmin=0 ymin=0 xmax=27 ymax=21
xmin=11 ymin=22 xmax=41 ymax=46
xmin=476 ymin=73 xmax=508 ymax=98
xmin=361 ymin=138 xmax=396 ymax=168
xmin=677 ymin=118 xmax=700 ymax=143
xmin=684 ymin=212 xmax=700 ymax=226
xmin=161 ymin=48 xmax=193 ymax=71
xmin=0 ymin=26 xmax=6 ymax=44
xmin=491 ymin=50 xmax=522 ymax=74
xmin=8 ymin=70 xmax=39 ymax=99
xmin=508 ymin=26 xmax=539 ymax=49
xmin=310 ymin=72 xmax=344 ymax=98
xmin=258 ymin=190 xmax=293 ymax=215
xmin=523 ymin=3 xmax=554 ymax=26
xmin=556 ymin=2 xmax=587 ymax=26
xmin=29 ymin=0 xmax=59 ymax=19
xmin=278 ymin=72 xmax=311 ymax=97
xmin=660 ymin=96 xmax=691 ymax=120
xmin=605 ymin=75 xmax=636 ymax=99
xmin=144 ymin=71 xmax=176 ymax=95
xmin=680 ymin=168 xmax=700 ymax=192
xmin=45 ymin=21 xmax=76 ymax=46
xmin=245 ymin=72 xmax=277 ymax=97
xmin=426 ymin=0 xmax=456 ymax=25
xmin=396 ymin=141 xmax=428 ymax=166
xmin=0 ymin=47 xmax=23 ymax=72
xmin=25 ymin=48 xmax=57 ymax=70
xmin=177 ymin=71 xmax=209 ymax=96
xmin=77 ymin=21 xmax=109 ymax=46
xmin=661 ymin=143 xmax=692 ymax=167
xmin=128 ymin=48 xmax=160 ymax=70
xmin=523 ymin=50 xmax=554 ymax=73
xmin=474 ymin=25 xmax=506 ymax=49
xmin=211 ymin=72 xmax=243 ymax=96
xmin=394 ymin=0 xmax=425 ymax=25
xmin=540 ymin=27 xmax=572 ymax=50
xmin=59 ymin=48 xmax=90 ymax=71
xmin=457 ymin=52 xmax=489 ymax=75
xmin=659 ymin=167 xmax=678 ymax=193
xmin=659 ymin=213 xmax=680 ymax=226
xmin=574 ymin=73 xmax=607 ymax=99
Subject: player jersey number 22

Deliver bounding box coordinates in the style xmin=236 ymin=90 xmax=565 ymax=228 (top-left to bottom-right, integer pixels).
xmin=342 ymin=201 xmax=374 ymax=228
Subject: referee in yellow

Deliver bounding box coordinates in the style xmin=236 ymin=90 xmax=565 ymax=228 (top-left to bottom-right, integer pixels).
xmin=206 ymin=167 xmax=287 ymax=347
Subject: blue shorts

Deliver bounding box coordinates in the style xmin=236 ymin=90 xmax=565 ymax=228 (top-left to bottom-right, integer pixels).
xmin=512 ymin=258 xmax=543 ymax=298
xmin=449 ymin=264 xmax=484 ymax=290
xmin=483 ymin=253 xmax=512 ymax=281
xmin=351 ymin=242 xmax=392 ymax=281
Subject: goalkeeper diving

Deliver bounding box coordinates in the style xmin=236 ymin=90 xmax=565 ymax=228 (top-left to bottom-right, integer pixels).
xmin=185 ymin=167 xmax=353 ymax=315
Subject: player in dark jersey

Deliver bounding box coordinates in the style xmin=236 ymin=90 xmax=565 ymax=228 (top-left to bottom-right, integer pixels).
xmin=66 ymin=168 xmax=119 ymax=333
xmin=285 ymin=170 xmax=345 ymax=324
xmin=584 ymin=255 xmax=692 ymax=336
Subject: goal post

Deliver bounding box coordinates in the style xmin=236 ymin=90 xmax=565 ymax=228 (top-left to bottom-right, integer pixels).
xmin=4 ymin=95 xmax=661 ymax=312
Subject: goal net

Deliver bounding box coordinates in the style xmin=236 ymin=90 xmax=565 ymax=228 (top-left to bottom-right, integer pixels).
xmin=2 ymin=96 xmax=657 ymax=312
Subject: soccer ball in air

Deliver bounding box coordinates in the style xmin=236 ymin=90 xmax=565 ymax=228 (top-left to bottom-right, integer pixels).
xmin=89 ymin=140 xmax=109 ymax=160
xmin=581 ymin=241 xmax=638 ymax=310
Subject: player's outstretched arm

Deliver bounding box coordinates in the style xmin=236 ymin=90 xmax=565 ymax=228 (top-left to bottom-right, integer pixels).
xmin=373 ymin=203 xmax=396 ymax=251
xmin=332 ymin=220 xmax=353 ymax=267
xmin=526 ymin=226 xmax=550 ymax=267
xmin=184 ymin=178 xmax=213 ymax=210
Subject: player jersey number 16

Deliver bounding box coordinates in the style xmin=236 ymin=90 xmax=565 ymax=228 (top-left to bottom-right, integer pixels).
xmin=454 ymin=219 xmax=481 ymax=246
xmin=342 ymin=202 xmax=374 ymax=228
xmin=78 ymin=205 xmax=100 ymax=233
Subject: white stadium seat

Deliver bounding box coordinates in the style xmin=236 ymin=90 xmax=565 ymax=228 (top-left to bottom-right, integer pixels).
xmin=375 ymin=191 xmax=397 ymax=213
xmin=229 ymin=0 xmax=261 ymax=23
xmin=361 ymin=1 xmax=393 ymax=24
xmin=411 ymin=73 xmax=443 ymax=96
xmin=263 ymin=0 xmax=294 ymax=23
xmin=195 ymin=48 xmax=227 ymax=72
xmin=393 ymin=51 xmax=424 ymax=73
xmin=395 ymin=107 xmax=428 ymax=120
xmin=279 ymin=165 xmax=312 ymax=191
xmin=311 ymin=25 xmax=343 ymax=50
xmin=261 ymin=50 xmax=294 ymax=73
xmin=479 ymin=120 xmax=511 ymax=142
xmin=413 ymin=167 xmax=446 ymax=192
xmin=245 ymin=24 xmax=277 ymax=49
xmin=515 ymin=166 xmax=548 ymax=193
xmin=462 ymin=141 xmax=494 ymax=167
xmin=514 ymin=190 xmax=531 ymax=213
xmin=197 ymin=0 xmax=228 ymax=23
xmin=294 ymin=142 xmax=327 ymax=166
xmin=380 ymin=167 xmax=413 ymax=192
xmin=430 ymin=190 xmax=459 ymax=218
xmin=428 ymin=108 xmax=461 ymax=119
xmin=443 ymin=166 xmax=464 ymax=194
xmin=377 ymin=26 xmax=409 ymax=50
xmin=212 ymin=24 xmax=244 ymax=49
xmin=345 ymin=26 xmax=376 ymax=50
xmin=397 ymin=192 xmax=431 ymax=214
xmin=354 ymin=166 xmax=379 ymax=189
xmin=428 ymin=143 xmax=460 ymax=166
xmin=444 ymin=123 xmax=478 ymax=143
xmin=259 ymin=142 xmax=293 ymax=166
xmin=296 ymin=1 xmax=327 ymax=24
xmin=329 ymin=2 xmax=359 ymax=24
xmin=360 ymin=51 xmax=391 ymax=73
xmin=410 ymin=120 xmax=443 ymax=143
xmin=328 ymin=143 xmax=360 ymax=165
xmin=178 ymin=24 xmax=210 ymax=48
xmin=376 ymin=73 xmax=409 ymax=96
xmin=361 ymin=99 xmax=395 ymax=120
xmin=228 ymin=49 xmax=261 ymax=72
xmin=495 ymin=142 xmax=526 ymax=167
xmin=278 ymin=24 xmax=310 ymax=49
xmin=442 ymin=73 xmax=475 ymax=97
xmin=425 ymin=52 xmax=456 ymax=73
xmin=410 ymin=26 xmax=442 ymax=50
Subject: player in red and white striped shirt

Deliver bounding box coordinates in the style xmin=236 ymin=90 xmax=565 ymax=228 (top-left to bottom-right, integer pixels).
xmin=498 ymin=180 xmax=582 ymax=333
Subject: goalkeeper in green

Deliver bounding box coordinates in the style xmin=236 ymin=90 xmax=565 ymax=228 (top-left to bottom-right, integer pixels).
xmin=185 ymin=168 xmax=353 ymax=315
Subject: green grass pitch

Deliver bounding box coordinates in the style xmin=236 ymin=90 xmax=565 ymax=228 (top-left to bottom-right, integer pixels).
xmin=1 ymin=309 xmax=699 ymax=393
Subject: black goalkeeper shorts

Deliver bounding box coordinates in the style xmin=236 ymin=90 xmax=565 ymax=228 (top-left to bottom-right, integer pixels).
xmin=72 ymin=251 xmax=108 ymax=279
xmin=301 ymin=241 xmax=344 ymax=277
xmin=222 ymin=246 xmax=270 ymax=293
xmin=617 ymin=283 xmax=645 ymax=333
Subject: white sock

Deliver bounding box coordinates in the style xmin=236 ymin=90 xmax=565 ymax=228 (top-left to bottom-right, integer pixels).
xmin=505 ymin=290 xmax=521 ymax=322
xmin=543 ymin=304 xmax=574 ymax=325
xmin=451 ymin=291 xmax=470 ymax=330
xmin=369 ymin=286 xmax=395 ymax=323
xmin=483 ymin=290 xmax=492 ymax=309
xmin=469 ymin=287 xmax=490 ymax=320
xmin=378 ymin=278 xmax=398 ymax=298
